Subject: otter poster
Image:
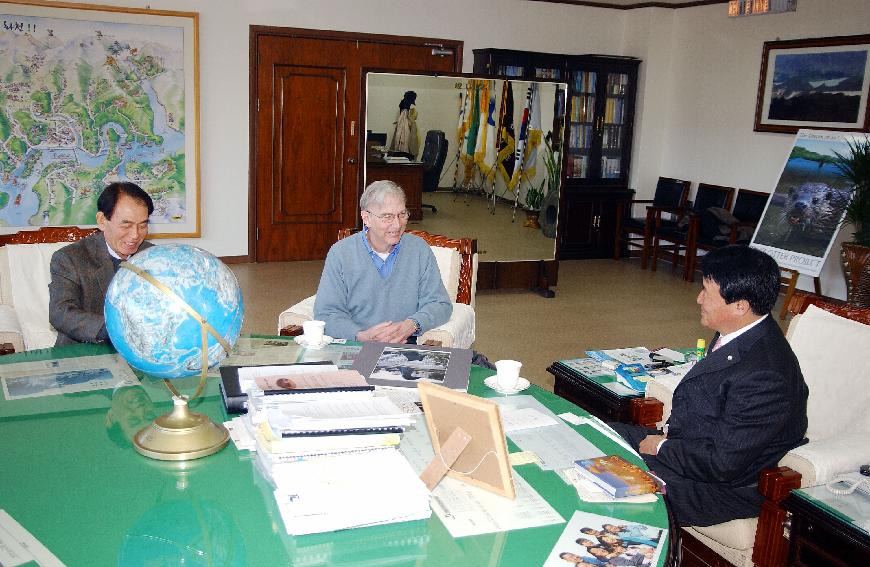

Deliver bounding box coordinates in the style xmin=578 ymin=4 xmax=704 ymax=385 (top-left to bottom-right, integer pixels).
xmin=751 ymin=130 xmax=857 ymax=277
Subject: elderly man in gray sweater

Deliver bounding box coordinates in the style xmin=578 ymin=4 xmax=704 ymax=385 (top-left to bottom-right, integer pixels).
xmin=314 ymin=180 xmax=452 ymax=343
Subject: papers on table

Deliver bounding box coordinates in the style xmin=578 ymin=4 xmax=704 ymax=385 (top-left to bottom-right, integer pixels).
xmin=501 ymin=407 xmax=559 ymax=432
xmin=493 ymin=396 xmax=605 ymax=470
xmin=399 ymin=414 xmax=564 ymax=538
xmin=265 ymin=397 xmax=411 ymax=435
xmin=268 ymin=449 xmax=431 ymax=535
xmin=0 ymin=509 xmax=66 ymax=567
xmin=0 ymin=353 xmax=137 ymax=400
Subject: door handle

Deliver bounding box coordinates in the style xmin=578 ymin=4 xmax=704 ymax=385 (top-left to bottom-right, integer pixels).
xmin=347 ymin=158 xmax=357 ymax=164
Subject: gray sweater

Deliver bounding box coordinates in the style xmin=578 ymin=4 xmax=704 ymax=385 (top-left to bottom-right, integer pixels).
xmin=313 ymin=233 xmax=452 ymax=340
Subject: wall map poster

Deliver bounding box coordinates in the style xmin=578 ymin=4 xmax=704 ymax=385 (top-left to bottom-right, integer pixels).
xmin=0 ymin=2 xmax=199 ymax=236
xmin=751 ymin=129 xmax=856 ymax=277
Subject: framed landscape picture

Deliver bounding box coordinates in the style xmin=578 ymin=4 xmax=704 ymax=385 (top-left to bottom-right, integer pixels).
xmin=0 ymin=1 xmax=200 ymax=236
xmin=754 ymin=34 xmax=870 ymax=134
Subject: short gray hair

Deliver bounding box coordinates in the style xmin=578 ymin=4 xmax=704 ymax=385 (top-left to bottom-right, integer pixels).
xmin=360 ymin=180 xmax=406 ymax=211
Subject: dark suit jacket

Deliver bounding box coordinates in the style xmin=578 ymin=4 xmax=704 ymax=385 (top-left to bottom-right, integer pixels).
xmin=648 ymin=315 xmax=808 ymax=526
xmin=48 ymin=232 xmax=153 ymax=346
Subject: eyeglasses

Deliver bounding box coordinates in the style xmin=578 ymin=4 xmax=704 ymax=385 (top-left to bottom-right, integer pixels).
xmin=365 ymin=210 xmax=410 ymax=223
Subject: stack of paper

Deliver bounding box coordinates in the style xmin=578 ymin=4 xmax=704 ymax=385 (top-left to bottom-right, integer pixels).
xmin=268 ymin=449 xmax=432 ymax=535
xmin=264 ymin=397 xmax=413 ymax=436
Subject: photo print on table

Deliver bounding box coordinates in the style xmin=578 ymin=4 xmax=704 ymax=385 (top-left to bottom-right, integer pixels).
xmin=371 ymin=347 xmax=451 ymax=384
xmin=542 ymin=510 xmax=667 ymax=567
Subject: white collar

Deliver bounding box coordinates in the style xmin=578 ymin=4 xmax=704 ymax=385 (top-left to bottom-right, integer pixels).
xmin=716 ymin=314 xmax=768 ymax=349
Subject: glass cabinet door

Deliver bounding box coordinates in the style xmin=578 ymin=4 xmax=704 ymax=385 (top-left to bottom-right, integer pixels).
xmin=601 ymin=72 xmax=629 ymax=180
xmin=567 ymin=70 xmax=596 ymax=179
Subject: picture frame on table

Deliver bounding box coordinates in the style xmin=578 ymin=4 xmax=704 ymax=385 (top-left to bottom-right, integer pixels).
xmin=754 ymin=34 xmax=870 ymax=134
xmin=0 ymin=1 xmax=200 ymax=237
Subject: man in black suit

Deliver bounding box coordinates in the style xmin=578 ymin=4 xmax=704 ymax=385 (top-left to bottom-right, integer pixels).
xmin=611 ymin=246 xmax=808 ymax=527
xmin=49 ymin=182 xmax=154 ymax=346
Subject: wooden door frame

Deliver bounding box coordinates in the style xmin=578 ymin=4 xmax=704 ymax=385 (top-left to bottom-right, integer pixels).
xmin=248 ymin=26 xmax=463 ymax=262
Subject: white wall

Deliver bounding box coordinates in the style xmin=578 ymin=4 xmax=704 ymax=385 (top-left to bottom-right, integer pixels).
xmin=47 ymin=0 xmax=870 ymax=297
xmin=61 ymin=0 xmax=622 ymax=258
xmin=629 ymin=0 xmax=870 ymax=297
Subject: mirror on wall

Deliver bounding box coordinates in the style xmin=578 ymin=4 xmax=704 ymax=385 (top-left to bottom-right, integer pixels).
xmin=364 ymin=72 xmax=567 ymax=263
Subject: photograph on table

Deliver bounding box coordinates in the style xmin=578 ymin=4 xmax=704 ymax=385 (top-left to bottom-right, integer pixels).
xmin=751 ymin=129 xmax=858 ymax=276
xmin=0 ymin=353 xmax=138 ymax=400
xmin=543 ymin=510 xmax=667 ymax=567
xmin=371 ymin=346 xmax=450 ymax=384
xmin=353 ymin=341 xmax=472 ymax=391
xmin=754 ymin=34 xmax=870 ymax=134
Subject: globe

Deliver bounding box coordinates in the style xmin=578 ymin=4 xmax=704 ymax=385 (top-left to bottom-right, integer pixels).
xmin=105 ymin=244 xmax=244 ymax=379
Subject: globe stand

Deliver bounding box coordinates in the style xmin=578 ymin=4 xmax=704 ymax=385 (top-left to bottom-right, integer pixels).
xmin=134 ymin=396 xmax=229 ymax=461
xmin=120 ymin=260 xmax=236 ymax=462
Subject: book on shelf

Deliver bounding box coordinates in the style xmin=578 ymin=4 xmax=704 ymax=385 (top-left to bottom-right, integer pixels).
xmin=573 ymin=455 xmax=663 ymax=498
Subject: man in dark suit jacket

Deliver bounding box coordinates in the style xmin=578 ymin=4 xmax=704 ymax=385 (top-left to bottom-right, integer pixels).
xmin=49 ymin=182 xmax=154 ymax=346
xmin=610 ymin=246 xmax=808 ymax=527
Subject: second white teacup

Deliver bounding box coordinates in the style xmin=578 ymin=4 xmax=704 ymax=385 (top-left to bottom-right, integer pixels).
xmin=494 ymin=359 xmax=522 ymax=391
xmin=302 ymin=320 xmax=326 ymax=345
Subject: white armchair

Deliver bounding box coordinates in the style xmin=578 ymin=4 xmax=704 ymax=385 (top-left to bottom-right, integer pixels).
xmin=0 ymin=227 xmax=99 ymax=353
xmin=278 ymin=229 xmax=478 ymax=349
xmin=643 ymin=300 xmax=870 ymax=567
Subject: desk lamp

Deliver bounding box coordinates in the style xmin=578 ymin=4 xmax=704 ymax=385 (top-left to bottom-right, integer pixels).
xmin=105 ymin=244 xmax=244 ymax=461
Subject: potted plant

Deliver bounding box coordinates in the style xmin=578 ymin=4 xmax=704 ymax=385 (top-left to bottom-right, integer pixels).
xmin=523 ymin=179 xmax=545 ymax=228
xmin=833 ymin=135 xmax=870 ymax=307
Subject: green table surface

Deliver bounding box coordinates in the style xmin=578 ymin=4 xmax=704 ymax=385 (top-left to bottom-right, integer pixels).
xmin=0 ymin=341 xmax=669 ymax=566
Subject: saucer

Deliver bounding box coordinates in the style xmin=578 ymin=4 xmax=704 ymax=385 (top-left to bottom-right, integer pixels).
xmin=293 ymin=335 xmax=334 ymax=349
xmin=484 ymin=375 xmax=531 ymax=394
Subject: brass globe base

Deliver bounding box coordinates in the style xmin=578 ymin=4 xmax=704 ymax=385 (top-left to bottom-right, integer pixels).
xmin=134 ymin=397 xmax=229 ymax=461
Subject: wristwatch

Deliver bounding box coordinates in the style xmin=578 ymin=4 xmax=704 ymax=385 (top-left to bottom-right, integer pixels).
xmin=409 ymin=318 xmax=421 ymax=335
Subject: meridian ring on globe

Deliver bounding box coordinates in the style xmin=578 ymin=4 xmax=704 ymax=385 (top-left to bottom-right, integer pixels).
xmin=119 ymin=260 xmax=232 ymax=399
xmin=105 ymin=244 xmax=245 ymax=461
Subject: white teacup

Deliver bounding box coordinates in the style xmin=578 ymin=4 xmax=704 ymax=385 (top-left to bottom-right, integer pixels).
xmin=494 ymin=359 xmax=522 ymax=391
xmin=302 ymin=320 xmax=326 ymax=345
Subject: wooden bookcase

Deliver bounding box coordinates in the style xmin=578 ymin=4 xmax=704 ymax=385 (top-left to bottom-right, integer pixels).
xmin=473 ymin=49 xmax=639 ymax=259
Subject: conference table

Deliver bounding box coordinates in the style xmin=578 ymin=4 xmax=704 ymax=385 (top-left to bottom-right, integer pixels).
xmin=0 ymin=339 xmax=670 ymax=566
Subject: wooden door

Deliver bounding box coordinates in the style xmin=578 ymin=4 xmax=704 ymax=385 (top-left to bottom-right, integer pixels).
xmin=251 ymin=28 xmax=461 ymax=261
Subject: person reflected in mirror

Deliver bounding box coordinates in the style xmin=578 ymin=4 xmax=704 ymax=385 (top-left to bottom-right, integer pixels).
xmin=106 ymin=382 xmax=158 ymax=446
xmin=314 ymin=180 xmax=451 ymax=344
xmin=49 ymin=182 xmax=154 ymax=346
xmin=608 ymin=245 xmax=808 ymax=528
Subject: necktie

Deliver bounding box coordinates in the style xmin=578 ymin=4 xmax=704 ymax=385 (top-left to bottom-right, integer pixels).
xmin=712 ymin=337 xmax=722 ymax=352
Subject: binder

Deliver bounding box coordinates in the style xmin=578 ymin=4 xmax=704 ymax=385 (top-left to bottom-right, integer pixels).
xmin=218 ymin=362 xmax=333 ymax=414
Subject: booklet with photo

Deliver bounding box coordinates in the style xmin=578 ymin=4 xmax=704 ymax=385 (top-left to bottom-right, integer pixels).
xmin=574 ymin=455 xmax=663 ymax=498
xmin=543 ymin=510 xmax=667 ymax=567
xmin=352 ymin=342 xmax=472 ymax=391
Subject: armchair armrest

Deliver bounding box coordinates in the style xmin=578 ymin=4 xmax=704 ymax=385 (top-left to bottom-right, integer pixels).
xmin=277 ymin=295 xmax=315 ymax=333
xmin=420 ymin=302 xmax=475 ymax=349
xmin=0 ymin=305 xmax=24 ymax=353
xmin=277 ymin=298 xmax=475 ymax=349
xmin=779 ymin=432 xmax=870 ymax=487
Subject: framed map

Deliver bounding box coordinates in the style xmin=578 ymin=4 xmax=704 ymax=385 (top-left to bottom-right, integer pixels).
xmin=0 ymin=1 xmax=200 ymax=236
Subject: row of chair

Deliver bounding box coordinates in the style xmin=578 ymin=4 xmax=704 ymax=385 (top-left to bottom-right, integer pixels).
xmin=613 ymin=177 xmax=770 ymax=282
